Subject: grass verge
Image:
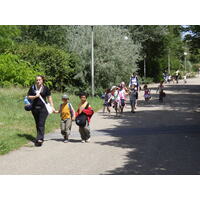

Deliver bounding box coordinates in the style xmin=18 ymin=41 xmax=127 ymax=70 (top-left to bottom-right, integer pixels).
xmin=0 ymin=87 xmax=103 ymax=155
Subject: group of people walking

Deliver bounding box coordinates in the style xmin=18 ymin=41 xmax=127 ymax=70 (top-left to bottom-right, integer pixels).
xmin=163 ymin=70 xmax=187 ymax=84
xmin=25 ymin=75 xmax=94 ymax=147
xmin=25 ymin=73 xmax=167 ymax=147
xmin=102 ymin=73 xmax=167 ymax=115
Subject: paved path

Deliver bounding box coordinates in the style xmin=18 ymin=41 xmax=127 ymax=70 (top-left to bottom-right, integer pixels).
xmin=0 ymin=77 xmax=200 ymax=174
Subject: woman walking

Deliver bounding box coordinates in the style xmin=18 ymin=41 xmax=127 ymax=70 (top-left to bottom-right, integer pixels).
xmin=27 ymin=75 xmax=55 ymax=146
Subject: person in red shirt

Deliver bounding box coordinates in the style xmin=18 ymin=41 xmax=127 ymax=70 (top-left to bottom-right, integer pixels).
xmin=75 ymin=92 xmax=94 ymax=143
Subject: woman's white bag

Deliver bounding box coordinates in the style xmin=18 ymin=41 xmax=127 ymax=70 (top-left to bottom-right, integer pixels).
xmin=39 ymin=96 xmax=53 ymax=114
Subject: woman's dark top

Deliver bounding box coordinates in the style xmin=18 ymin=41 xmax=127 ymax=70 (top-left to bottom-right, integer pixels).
xmin=28 ymin=85 xmax=51 ymax=109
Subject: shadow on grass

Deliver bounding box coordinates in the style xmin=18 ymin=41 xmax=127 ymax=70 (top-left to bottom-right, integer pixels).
xmin=17 ymin=134 xmax=35 ymax=142
xmin=96 ymin=84 xmax=200 ymax=175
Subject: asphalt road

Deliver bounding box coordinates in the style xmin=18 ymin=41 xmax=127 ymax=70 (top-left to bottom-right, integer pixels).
xmin=0 ymin=77 xmax=200 ymax=174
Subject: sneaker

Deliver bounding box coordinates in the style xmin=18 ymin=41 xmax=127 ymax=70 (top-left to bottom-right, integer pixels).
xmin=63 ymin=139 xmax=69 ymax=143
xmin=86 ymin=138 xmax=91 ymax=143
xmin=81 ymin=140 xmax=86 ymax=143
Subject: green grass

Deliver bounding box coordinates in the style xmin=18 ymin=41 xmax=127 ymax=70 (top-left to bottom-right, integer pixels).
xmin=0 ymin=87 xmax=103 ymax=155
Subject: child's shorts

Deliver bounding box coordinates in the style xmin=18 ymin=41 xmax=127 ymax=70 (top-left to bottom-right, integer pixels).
xmin=130 ymin=99 xmax=136 ymax=106
xmin=120 ymin=99 xmax=125 ymax=107
xmin=144 ymin=94 xmax=151 ymax=99
xmin=104 ymin=101 xmax=111 ymax=107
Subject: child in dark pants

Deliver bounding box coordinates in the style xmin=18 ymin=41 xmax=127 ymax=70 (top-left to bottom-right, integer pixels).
xmin=76 ymin=93 xmax=94 ymax=143
xmin=157 ymin=81 xmax=166 ymax=103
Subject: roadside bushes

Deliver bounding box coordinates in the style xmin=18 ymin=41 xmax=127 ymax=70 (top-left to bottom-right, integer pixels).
xmin=0 ymin=54 xmax=41 ymax=87
xmin=139 ymin=77 xmax=154 ymax=84
xmin=11 ymin=42 xmax=82 ymax=91
xmin=192 ymin=63 xmax=200 ymax=72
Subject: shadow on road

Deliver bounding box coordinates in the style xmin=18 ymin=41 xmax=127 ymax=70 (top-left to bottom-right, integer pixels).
xmin=49 ymin=138 xmax=82 ymax=143
xmin=95 ymin=83 xmax=200 ymax=175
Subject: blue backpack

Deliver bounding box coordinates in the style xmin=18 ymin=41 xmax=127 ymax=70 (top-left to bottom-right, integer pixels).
xmin=24 ymin=85 xmax=35 ymax=111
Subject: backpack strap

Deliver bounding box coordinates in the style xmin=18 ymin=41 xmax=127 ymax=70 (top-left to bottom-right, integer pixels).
xmin=68 ymin=103 xmax=74 ymax=118
xmin=85 ymin=103 xmax=89 ymax=109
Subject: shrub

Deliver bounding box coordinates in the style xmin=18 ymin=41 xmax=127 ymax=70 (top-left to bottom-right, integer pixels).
xmin=139 ymin=77 xmax=154 ymax=85
xmin=192 ymin=63 xmax=200 ymax=72
xmin=0 ymin=25 xmax=21 ymax=53
xmin=0 ymin=54 xmax=42 ymax=87
xmin=11 ymin=42 xmax=81 ymax=91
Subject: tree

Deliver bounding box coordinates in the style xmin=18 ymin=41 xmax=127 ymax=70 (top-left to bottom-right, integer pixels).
xmin=11 ymin=42 xmax=81 ymax=91
xmin=0 ymin=25 xmax=21 ymax=53
xmin=127 ymin=25 xmax=168 ymax=81
xmin=184 ymin=25 xmax=200 ymax=64
xmin=19 ymin=25 xmax=69 ymax=50
xmin=161 ymin=26 xmax=185 ymax=72
xmin=127 ymin=25 xmax=185 ymax=81
xmin=66 ymin=25 xmax=141 ymax=94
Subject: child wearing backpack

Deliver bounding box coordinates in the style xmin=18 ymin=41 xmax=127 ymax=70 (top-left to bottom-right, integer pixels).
xmin=129 ymin=84 xmax=138 ymax=113
xmin=75 ymin=92 xmax=94 ymax=143
xmin=54 ymin=94 xmax=75 ymax=143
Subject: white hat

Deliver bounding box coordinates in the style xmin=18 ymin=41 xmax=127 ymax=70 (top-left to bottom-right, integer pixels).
xmin=111 ymin=86 xmax=117 ymax=91
xmin=62 ymin=94 xmax=69 ymax=99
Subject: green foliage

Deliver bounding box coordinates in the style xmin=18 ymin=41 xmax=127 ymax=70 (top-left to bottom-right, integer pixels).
xmin=67 ymin=26 xmax=141 ymax=93
xmin=0 ymin=25 xmax=195 ymax=94
xmin=19 ymin=25 xmax=69 ymax=50
xmin=192 ymin=63 xmax=200 ymax=72
xmin=163 ymin=26 xmax=184 ymax=71
xmin=128 ymin=25 xmax=185 ymax=81
xmin=184 ymin=26 xmax=200 ymax=64
xmin=11 ymin=42 xmax=81 ymax=91
xmin=184 ymin=25 xmax=200 ymax=52
xmin=128 ymin=25 xmax=168 ymax=80
xmin=0 ymin=54 xmax=41 ymax=87
xmin=139 ymin=77 xmax=154 ymax=84
xmin=0 ymin=25 xmax=21 ymax=53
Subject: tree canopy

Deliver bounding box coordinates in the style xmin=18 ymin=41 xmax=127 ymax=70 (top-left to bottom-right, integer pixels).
xmin=0 ymin=25 xmax=198 ymax=94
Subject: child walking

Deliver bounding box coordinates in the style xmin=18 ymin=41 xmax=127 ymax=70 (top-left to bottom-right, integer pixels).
xmin=157 ymin=81 xmax=166 ymax=103
xmin=110 ymin=86 xmax=120 ymax=115
xmin=143 ymin=84 xmax=151 ymax=102
xmin=55 ymin=94 xmax=75 ymax=143
xmin=183 ymin=74 xmax=187 ymax=84
xmin=75 ymin=92 xmax=94 ymax=143
xmin=103 ymin=89 xmax=111 ymax=114
xmin=119 ymin=82 xmax=128 ymax=113
xmin=129 ymin=84 xmax=138 ymax=113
